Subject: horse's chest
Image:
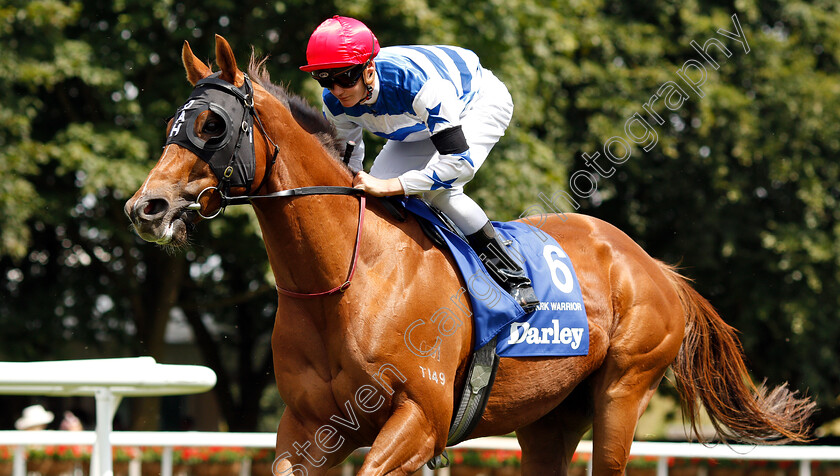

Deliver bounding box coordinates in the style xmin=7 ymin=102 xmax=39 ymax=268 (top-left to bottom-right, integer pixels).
xmin=280 ymin=365 xmax=387 ymax=443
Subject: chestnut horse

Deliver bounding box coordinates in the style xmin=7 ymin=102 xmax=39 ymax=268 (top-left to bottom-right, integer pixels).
xmin=125 ymin=35 xmax=813 ymax=475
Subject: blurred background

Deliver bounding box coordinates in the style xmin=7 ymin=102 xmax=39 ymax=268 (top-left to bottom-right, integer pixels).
xmin=1 ymin=0 xmax=838 ymax=443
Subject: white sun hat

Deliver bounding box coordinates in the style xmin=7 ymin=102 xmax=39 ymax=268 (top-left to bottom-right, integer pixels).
xmin=15 ymin=404 xmax=54 ymax=430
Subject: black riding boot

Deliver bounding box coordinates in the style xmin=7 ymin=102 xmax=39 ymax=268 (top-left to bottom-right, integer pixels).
xmin=466 ymin=221 xmax=540 ymax=313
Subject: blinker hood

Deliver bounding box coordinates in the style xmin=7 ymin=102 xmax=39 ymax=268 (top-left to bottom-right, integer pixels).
xmin=165 ymin=73 xmax=256 ymax=189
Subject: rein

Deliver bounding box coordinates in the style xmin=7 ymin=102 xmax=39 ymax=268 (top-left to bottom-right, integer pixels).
xmin=190 ymin=186 xmax=366 ymax=299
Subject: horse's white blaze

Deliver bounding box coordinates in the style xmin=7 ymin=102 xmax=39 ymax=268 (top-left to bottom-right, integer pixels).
xmin=140 ymin=144 xmax=174 ymax=195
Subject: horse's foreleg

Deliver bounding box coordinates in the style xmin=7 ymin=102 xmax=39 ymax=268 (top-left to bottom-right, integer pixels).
xmin=272 ymin=410 xmax=354 ymax=476
xmin=356 ymin=400 xmax=438 ymax=475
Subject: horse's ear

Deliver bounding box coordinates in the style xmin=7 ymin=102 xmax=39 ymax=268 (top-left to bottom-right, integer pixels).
xmin=215 ymin=34 xmax=244 ymax=87
xmin=182 ymin=41 xmax=212 ymax=85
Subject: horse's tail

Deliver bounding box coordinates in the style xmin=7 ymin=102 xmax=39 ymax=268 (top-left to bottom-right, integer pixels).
xmin=658 ymin=262 xmax=815 ymax=444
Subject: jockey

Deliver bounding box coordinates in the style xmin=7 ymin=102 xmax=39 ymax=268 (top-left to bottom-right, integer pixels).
xmin=301 ymin=15 xmax=539 ymax=312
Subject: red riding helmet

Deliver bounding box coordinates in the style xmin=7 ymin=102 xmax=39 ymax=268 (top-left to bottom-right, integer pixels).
xmin=300 ymin=16 xmax=380 ymax=72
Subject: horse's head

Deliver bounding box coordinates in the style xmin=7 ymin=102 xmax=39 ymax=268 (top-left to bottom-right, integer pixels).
xmin=124 ymin=35 xmax=270 ymax=246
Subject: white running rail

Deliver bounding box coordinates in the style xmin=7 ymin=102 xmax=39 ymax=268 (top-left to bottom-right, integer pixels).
xmin=0 ymin=357 xmax=216 ymax=476
xmin=0 ymin=432 xmax=838 ymax=476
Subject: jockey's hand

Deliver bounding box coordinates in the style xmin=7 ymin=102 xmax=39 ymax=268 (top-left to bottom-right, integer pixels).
xmin=353 ymin=172 xmax=404 ymax=197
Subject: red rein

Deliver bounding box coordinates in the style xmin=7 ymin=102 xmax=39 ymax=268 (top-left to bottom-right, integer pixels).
xmin=275 ymin=195 xmax=366 ymax=298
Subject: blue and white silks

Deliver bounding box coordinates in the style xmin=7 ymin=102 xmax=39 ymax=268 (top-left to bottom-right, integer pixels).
xmin=323 ymin=45 xmax=488 ymax=195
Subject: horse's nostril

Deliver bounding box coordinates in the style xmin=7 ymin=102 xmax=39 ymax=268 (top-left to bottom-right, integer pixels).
xmin=136 ymin=197 xmax=170 ymax=219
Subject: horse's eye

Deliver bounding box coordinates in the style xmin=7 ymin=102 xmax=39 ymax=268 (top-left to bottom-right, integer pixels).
xmin=203 ymin=118 xmax=225 ymax=136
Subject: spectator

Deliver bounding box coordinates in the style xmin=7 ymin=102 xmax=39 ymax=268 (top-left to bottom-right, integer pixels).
xmin=59 ymin=411 xmax=83 ymax=431
xmin=14 ymin=405 xmax=54 ymax=431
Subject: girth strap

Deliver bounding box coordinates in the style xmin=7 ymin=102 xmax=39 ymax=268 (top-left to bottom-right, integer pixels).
xmin=427 ymin=336 xmax=500 ymax=469
xmin=447 ymin=336 xmax=500 ymax=445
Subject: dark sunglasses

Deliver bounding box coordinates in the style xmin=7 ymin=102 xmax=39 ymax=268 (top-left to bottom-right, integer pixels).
xmin=311 ymin=63 xmax=368 ymax=89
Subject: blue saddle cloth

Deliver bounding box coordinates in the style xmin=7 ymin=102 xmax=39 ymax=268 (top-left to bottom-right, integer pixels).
xmin=403 ymin=197 xmax=589 ymax=357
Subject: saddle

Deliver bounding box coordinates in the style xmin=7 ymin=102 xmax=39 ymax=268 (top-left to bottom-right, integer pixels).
xmin=379 ymin=196 xmax=455 ymax=248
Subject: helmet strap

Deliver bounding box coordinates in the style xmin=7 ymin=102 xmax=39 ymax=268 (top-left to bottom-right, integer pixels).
xmin=356 ymin=60 xmax=375 ymax=105
xmin=356 ymin=31 xmax=377 ymax=106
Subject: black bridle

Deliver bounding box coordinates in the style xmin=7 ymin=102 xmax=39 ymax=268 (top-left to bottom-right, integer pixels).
xmin=175 ymin=72 xmax=366 ymax=298
xmin=174 ymin=73 xmax=362 ymax=220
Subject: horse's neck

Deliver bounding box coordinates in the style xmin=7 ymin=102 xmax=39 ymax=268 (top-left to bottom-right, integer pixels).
xmin=250 ymin=101 xmax=361 ymax=297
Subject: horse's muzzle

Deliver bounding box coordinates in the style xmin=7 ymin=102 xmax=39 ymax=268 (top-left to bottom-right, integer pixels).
xmin=124 ymin=195 xmax=189 ymax=245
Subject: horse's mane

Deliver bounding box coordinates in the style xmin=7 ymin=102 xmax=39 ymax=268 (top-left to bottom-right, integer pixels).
xmin=247 ymin=54 xmax=345 ymax=161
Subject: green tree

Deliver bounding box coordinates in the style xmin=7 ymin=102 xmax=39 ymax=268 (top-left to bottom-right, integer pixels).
xmin=0 ymin=0 xmax=328 ymax=431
